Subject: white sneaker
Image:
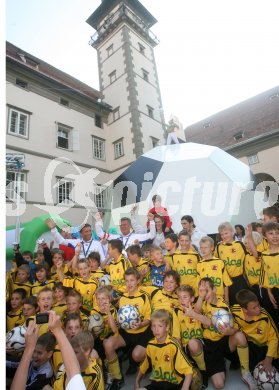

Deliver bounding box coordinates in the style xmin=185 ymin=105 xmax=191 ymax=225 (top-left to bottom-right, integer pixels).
xmin=242 ymin=372 xmax=258 ymax=390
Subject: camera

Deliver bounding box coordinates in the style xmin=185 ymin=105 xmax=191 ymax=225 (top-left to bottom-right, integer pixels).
xmin=36 ymin=313 xmax=49 ymax=324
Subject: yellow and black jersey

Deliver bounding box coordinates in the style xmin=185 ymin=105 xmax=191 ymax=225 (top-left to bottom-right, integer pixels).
xmin=169 ymin=251 xmax=200 ymax=294
xmin=51 ymin=264 xmax=71 ymax=282
xmin=63 ymin=275 xmax=98 ymax=311
xmin=53 ymin=357 xmax=104 ymax=390
xmin=259 ymin=251 xmax=279 ymax=289
xmin=244 ymin=252 xmax=261 ymax=286
xmin=134 ymin=258 xmax=152 ymax=286
xmin=231 ymin=305 xmax=279 ymax=358
xmin=214 ymin=241 xmax=246 ymax=278
xmin=201 ymin=297 xmax=234 ymax=341
xmin=9 ymin=279 xmax=33 ymax=298
xmin=119 ymin=289 xmax=151 ymax=334
xmin=51 ymin=343 xmax=63 ymax=378
xmin=257 ymin=238 xmax=269 ymax=253
xmin=140 ymin=286 xmax=173 ymax=313
xmin=164 ymin=252 xmax=174 ymax=268
xmin=90 ymin=304 xmax=117 ymax=340
xmin=90 ymin=268 xmax=105 ymax=281
xmin=6 ymin=308 xmax=24 ymax=332
xmin=107 ymin=255 xmax=132 ymax=293
xmin=30 ymin=279 xmax=56 ymax=296
xmin=172 ymin=305 xmax=203 ymax=346
xmin=53 ymin=302 xmax=67 ymax=317
xmin=161 ymin=288 xmax=179 ymax=310
xmin=197 ymin=257 xmax=232 ymax=297
xmin=140 ymin=335 xmax=193 ymax=384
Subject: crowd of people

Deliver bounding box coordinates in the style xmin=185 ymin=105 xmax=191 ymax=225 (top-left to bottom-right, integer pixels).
xmin=6 ymin=196 xmax=279 ymax=390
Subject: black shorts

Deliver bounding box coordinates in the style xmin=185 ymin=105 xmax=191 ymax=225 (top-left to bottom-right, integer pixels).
xmin=145 ymin=381 xmax=182 ymax=390
xmin=201 ymin=337 xmax=232 ymax=377
xmin=119 ymin=326 xmax=153 ymax=348
xmin=229 ymin=275 xmax=249 ymax=306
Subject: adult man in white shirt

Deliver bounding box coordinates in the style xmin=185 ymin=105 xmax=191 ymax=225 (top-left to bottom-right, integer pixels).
xmin=45 ymin=219 xmax=105 ymax=262
xmin=95 ymin=213 xmax=156 ymax=253
xmin=180 ymin=215 xmax=207 ymax=251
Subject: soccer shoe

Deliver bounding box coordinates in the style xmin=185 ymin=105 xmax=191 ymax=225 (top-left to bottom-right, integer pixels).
xmin=107 ymin=378 xmax=124 ymax=390
xmin=241 ymin=372 xmax=258 ymax=390
xmin=200 ymin=370 xmax=208 ymax=389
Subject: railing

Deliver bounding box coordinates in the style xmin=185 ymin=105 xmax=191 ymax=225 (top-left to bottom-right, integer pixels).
xmin=89 ymin=3 xmax=159 ymax=46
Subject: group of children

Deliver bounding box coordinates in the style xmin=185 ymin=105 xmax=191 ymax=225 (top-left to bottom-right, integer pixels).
xmin=5 ymin=205 xmax=279 ymax=390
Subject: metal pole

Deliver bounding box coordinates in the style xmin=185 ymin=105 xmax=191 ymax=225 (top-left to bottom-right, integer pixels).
xmin=15 ymin=166 xmax=21 ymax=244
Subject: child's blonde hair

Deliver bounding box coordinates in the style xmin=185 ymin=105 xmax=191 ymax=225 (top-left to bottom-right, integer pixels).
xmin=95 ymin=285 xmax=113 ymax=299
xmin=151 ymin=309 xmax=170 ymax=326
xmin=218 ymin=222 xmax=233 ymax=233
xmin=150 ymin=246 xmax=162 ymax=254
xmin=176 ymin=284 xmax=195 ymax=297
xmin=199 ymin=236 xmax=215 ymax=247
xmin=66 ymin=289 xmax=82 ymax=303
xmin=70 ymin=331 xmax=94 ymax=353
xmin=37 ymin=286 xmax=54 ymax=299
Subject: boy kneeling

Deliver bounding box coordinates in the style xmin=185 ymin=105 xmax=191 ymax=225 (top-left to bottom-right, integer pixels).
xmin=135 ymin=309 xmax=193 ymax=390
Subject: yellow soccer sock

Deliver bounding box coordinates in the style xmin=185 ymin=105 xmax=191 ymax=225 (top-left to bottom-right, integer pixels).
xmin=192 ymin=349 xmax=206 ymax=371
xmin=108 ymin=356 xmax=122 ymax=380
xmin=237 ymin=344 xmax=249 ymax=374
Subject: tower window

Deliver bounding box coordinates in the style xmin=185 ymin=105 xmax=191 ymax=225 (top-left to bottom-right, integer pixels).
xmin=92 ymin=137 xmax=105 ymax=160
xmin=107 ymin=44 xmax=114 ymax=57
xmin=142 ymin=69 xmax=149 ymax=82
xmin=138 ymin=43 xmax=145 ymax=55
xmin=109 ymin=70 xmax=116 ymax=84
xmin=147 ymin=105 xmax=154 ymax=119
xmin=57 ymin=124 xmax=72 ymax=150
xmin=203 ymin=121 xmax=212 ymax=128
xmin=112 ymin=107 xmax=120 ymax=122
xmin=114 ymin=139 xmax=124 ymax=159
xmin=95 ymin=115 xmax=102 ymax=128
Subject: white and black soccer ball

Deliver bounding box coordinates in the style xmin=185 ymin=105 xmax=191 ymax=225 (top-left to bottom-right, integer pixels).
xmin=211 ymin=309 xmax=233 ymax=332
xmin=6 ymin=325 xmax=27 ymax=352
xmin=99 ymin=274 xmax=111 ymax=286
xmin=87 ymin=313 xmax=104 ymax=338
xmin=117 ymin=304 xmax=140 ymax=330
xmin=253 ymin=363 xmax=279 ymax=389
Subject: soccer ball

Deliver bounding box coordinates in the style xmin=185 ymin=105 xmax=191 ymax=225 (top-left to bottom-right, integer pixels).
xmin=6 ymin=325 xmax=27 ymax=352
xmin=99 ymin=274 xmax=111 ymax=286
xmin=56 ymin=363 xmax=65 ymax=379
xmin=253 ymin=363 xmax=279 ymax=389
xmin=87 ymin=313 xmax=104 ymax=338
xmin=117 ymin=304 xmax=140 ymax=330
xmin=211 ymin=309 xmax=233 ymax=332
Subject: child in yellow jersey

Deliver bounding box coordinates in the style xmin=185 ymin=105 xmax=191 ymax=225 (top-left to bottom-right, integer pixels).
xmin=50 ymin=249 xmax=72 ymax=282
xmin=104 ymin=268 xmax=152 ymax=389
xmin=35 ymin=287 xmax=55 ymax=336
xmin=87 ymin=251 xmax=105 ymax=281
xmin=231 ymin=289 xmax=279 ymax=373
xmin=6 ymin=288 xmax=26 ymax=331
xmin=60 ymin=257 xmax=98 ymax=313
xmin=164 ymin=233 xmax=179 ymax=268
xmin=7 ymin=264 xmax=32 ymax=300
xmin=170 ymin=230 xmax=200 ymax=295
xmin=172 ymin=285 xmax=205 ymax=386
xmin=259 ymin=222 xmax=279 ymax=327
xmin=52 ymin=282 xmax=67 ymax=317
xmin=22 ymin=296 xmax=38 ymax=326
xmin=106 ymin=239 xmax=132 ymax=294
xmin=194 ymin=278 xmax=257 ymax=390
xmin=242 ymin=230 xmax=263 ymax=300
xmin=90 ymin=286 xmax=118 ymax=362
xmin=214 ymin=222 xmax=248 ymax=305
xmin=127 ymin=244 xmax=152 ymax=286
xmin=63 ymin=290 xmax=88 ymax=328
xmin=135 ymin=309 xmax=193 ymax=390
xmin=30 ymin=262 xmax=55 ymax=296
xmin=161 ymin=270 xmax=180 ymax=309
xmin=197 ymin=236 xmax=231 ymax=302
xmin=53 ymin=331 xmax=104 ymax=390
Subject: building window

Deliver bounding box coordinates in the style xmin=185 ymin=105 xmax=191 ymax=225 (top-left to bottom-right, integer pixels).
xmin=248 ymin=154 xmax=259 ymax=165
xmin=142 ymin=68 xmax=149 ymax=82
xmin=151 ymin=136 xmax=159 ymax=148
xmin=203 ymin=121 xmax=212 ymax=128
xmin=15 ymin=78 xmax=28 ymax=89
xmin=107 ymin=44 xmax=114 ymax=57
xmin=138 ymin=43 xmax=145 ymax=55
xmin=95 ymin=115 xmax=102 ymax=128
xmin=6 ymin=171 xmax=27 ymax=201
xmin=109 ymin=70 xmax=116 ymax=84
xmin=94 ymin=185 xmax=106 ymax=208
xmin=8 ymin=108 xmax=29 ymax=138
xmin=147 ymin=105 xmax=154 ymax=119
xmin=92 ymin=137 xmax=105 ymax=160
xmin=112 ymin=107 xmax=120 ymax=121
xmin=57 ymin=178 xmax=74 ymax=204
xmin=114 ymin=139 xmax=124 ymax=159
xmin=57 ymin=124 xmax=72 ymax=150
xmin=60 ymin=97 xmax=69 ymax=107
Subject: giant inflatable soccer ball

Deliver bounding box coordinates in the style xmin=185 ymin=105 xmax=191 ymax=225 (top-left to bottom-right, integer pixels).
xmin=110 ymin=143 xmax=261 ymax=234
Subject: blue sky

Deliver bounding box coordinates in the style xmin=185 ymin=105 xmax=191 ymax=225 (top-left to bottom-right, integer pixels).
xmin=5 ymin=0 xmax=279 ymax=127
